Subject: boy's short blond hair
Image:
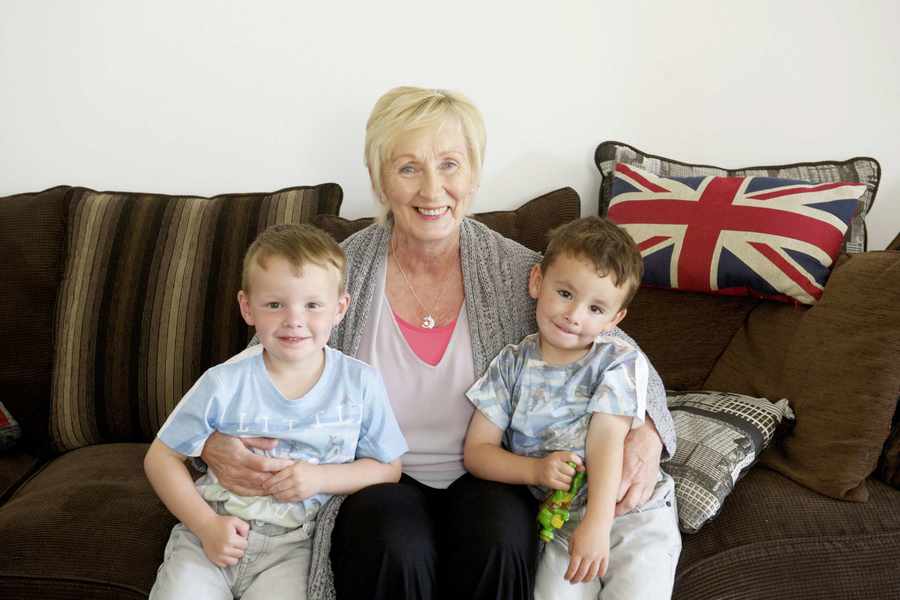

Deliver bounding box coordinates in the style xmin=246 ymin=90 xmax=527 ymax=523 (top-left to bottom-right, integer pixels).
xmin=541 ymin=217 xmax=644 ymax=309
xmin=365 ymin=86 xmax=486 ymax=207
xmin=242 ymin=224 xmax=346 ymax=295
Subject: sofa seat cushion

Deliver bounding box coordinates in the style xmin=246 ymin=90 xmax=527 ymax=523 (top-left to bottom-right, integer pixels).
xmin=0 ymin=443 xmax=174 ymax=599
xmin=674 ymin=468 xmax=900 ymax=599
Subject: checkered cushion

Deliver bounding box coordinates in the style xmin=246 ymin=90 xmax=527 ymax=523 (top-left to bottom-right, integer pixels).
xmin=663 ymin=391 xmax=794 ymax=534
xmin=608 ymin=163 xmax=866 ymax=304
xmin=0 ymin=402 xmax=22 ymax=450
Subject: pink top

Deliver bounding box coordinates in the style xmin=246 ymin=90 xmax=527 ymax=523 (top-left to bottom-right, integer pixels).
xmin=392 ymin=312 xmax=457 ymax=366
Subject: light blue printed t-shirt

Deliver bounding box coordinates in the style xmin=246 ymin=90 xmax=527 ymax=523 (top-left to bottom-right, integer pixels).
xmin=466 ymin=333 xmax=648 ymax=505
xmin=157 ymin=344 xmax=407 ymax=530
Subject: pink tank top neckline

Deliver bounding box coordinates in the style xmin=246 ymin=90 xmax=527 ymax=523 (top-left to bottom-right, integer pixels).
xmin=392 ymin=310 xmax=457 ymax=366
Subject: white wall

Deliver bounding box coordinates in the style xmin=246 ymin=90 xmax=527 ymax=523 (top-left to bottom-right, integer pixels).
xmin=2 ymin=0 xmax=898 ymax=249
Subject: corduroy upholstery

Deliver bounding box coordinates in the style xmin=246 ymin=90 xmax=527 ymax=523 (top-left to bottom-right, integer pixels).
xmin=0 ymin=182 xmax=898 ymax=599
xmin=675 ymin=468 xmax=900 ymax=599
xmin=0 ymin=186 xmax=69 ymax=452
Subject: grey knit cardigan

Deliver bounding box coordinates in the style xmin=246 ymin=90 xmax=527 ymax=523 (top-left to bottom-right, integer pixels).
xmin=307 ymin=217 xmax=676 ymax=599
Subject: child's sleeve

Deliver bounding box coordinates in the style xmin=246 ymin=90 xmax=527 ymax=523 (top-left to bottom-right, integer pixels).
xmin=156 ymin=371 xmax=223 ymax=457
xmin=465 ymin=346 xmax=518 ymax=431
xmin=587 ymin=346 xmax=649 ymax=429
xmin=355 ymin=370 xmax=408 ymax=463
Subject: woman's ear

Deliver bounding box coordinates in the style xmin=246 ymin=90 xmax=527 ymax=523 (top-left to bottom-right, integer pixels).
xmin=528 ymin=264 xmax=543 ymax=300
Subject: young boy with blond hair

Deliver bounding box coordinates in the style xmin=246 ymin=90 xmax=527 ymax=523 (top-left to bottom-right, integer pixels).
xmin=145 ymin=223 xmax=407 ymax=599
xmin=464 ymin=216 xmax=681 ymax=599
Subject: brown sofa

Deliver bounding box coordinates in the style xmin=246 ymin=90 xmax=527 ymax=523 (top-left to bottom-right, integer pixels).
xmin=1 ymin=184 xmax=898 ymax=599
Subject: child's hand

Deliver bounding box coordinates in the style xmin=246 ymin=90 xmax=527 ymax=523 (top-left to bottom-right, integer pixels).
xmin=266 ymin=460 xmax=324 ymax=502
xmin=196 ymin=514 xmax=249 ymax=567
xmin=566 ymin=516 xmax=611 ymax=584
xmin=532 ymin=451 xmax=584 ymax=490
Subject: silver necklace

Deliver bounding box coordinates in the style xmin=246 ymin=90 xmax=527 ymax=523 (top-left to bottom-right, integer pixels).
xmin=391 ymin=243 xmax=454 ymax=329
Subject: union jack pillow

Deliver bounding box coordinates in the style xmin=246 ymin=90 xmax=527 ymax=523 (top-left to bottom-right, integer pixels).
xmin=608 ymin=163 xmax=868 ymax=304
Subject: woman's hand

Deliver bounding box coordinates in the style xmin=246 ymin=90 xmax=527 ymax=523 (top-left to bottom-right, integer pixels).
xmin=201 ymin=432 xmax=293 ymax=497
xmin=614 ymin=420 xmax=663 ymax=516
xmin=532 ymin=451 xmax=584 ymax=490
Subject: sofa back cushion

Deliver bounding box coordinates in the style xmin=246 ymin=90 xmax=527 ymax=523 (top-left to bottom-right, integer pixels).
xmin=0 ymin=186 xmax=70 ymax=449
xmin=618 ymin=287 xmax=759 ymax=391
xmin=50 ymin=184 xmax=342 ymax=452
xmin=704 ymin=250 xmax=900 ymax=501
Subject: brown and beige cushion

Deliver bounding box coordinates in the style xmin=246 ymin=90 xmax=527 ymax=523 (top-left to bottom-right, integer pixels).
xmin=50 ymin=184 xmax=342 ymax=452
xmin=314 ymin=187 xmax=581 ymax=253
xmin=594 ymin=140 xmax=880 ymax=253
xmin=704 ymin=250 xmax=900 ymax=501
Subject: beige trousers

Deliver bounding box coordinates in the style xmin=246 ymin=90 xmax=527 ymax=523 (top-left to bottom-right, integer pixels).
xmin=149 ymin=520 xmax=311 ymax=600
xmin=534 ymin=472 xmax=682 ymax=600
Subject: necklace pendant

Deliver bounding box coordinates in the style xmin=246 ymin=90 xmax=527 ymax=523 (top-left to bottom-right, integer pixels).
xmin=422 ymin=314 xmax=436 ymax=329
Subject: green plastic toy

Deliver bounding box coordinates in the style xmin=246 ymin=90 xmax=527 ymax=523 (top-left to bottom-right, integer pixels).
xmin=536 ymin=461 xmax=586 ymax=542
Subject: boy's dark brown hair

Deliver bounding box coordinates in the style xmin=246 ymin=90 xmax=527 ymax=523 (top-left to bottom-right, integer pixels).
xmin=541 ymin=216 xmax=644 ymax=308
xmin=242 ymin=223 xmax=347 ymax=294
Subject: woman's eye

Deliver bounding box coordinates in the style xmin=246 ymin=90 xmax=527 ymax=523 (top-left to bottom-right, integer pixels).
xmin=440 ymin=160 xmax=458 ymax=170
xmin=399 ymin=165 xmax=416 ymax=175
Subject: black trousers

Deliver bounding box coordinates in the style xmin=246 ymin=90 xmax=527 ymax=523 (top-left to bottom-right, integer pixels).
xmin=330 ymin=472 xmax=539 ymax=600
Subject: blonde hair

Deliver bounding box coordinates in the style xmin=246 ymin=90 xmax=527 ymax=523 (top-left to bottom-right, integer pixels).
xmin=541 ymin=217 xmax=645 ymax=309
xmin=242 ymin=224 xmax=346 ymax=294
xmin=364 ymin=86 xmax=486 ymax=209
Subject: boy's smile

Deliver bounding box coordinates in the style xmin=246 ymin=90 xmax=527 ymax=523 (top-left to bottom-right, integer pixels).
xmin=238 ymin=256 xmax=349 ymax=377
xmin=528 ymin=253 xmax=629 ymax=365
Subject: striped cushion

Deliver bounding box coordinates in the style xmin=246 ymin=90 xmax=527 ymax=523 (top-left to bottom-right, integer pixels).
xmin=595 ymin=141 xmax=880 ymax=253
xmin=50 ymin=184 xmax=341 ymax=451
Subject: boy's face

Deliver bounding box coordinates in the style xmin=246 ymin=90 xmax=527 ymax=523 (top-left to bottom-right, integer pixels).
xmin=528 ymin=253 xmax=629 ymax=365
xmin=238 ymin=256 xmax=349 ymax=371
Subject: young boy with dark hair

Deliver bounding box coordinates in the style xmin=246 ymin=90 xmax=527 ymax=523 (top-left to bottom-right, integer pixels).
xmin=464 ymin=216 xmax=681 ymax=599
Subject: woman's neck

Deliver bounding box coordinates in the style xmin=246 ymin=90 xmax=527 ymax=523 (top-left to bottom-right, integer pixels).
xmin=391 ymin=228 xmax=461 ymax=276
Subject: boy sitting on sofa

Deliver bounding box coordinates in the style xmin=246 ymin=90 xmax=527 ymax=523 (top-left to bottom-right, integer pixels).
xmin=464 ymin=217 xmax=682 ymax=600
xmin=144 ymin=224 xmax=407 ymax=599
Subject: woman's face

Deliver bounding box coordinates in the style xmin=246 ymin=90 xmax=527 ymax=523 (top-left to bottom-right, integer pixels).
xmin=380 ymin=121 xmax=477 ymax=245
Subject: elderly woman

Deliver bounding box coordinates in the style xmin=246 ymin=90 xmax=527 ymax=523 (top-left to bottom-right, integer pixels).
xmin=201 ymin=86 xmax=676 ymax=599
